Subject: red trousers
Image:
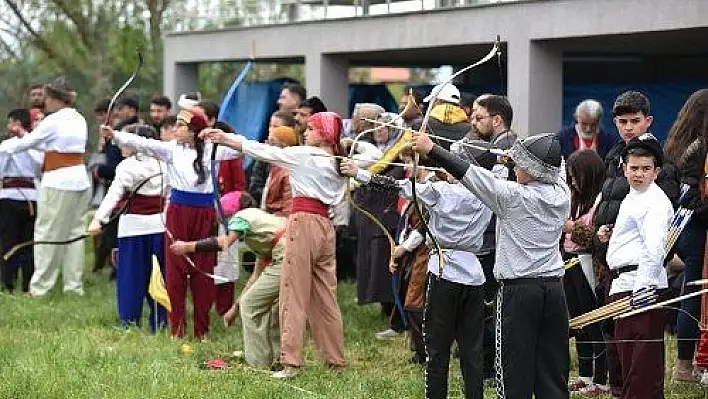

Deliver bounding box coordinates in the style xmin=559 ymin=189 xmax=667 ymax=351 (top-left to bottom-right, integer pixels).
xmin=610 ymin=292 xmax=666 ymax=399
xmin=165 ymin=203 xmax=217 ymax=339
xmin=215 ymin=282 xmax=235 ymax=316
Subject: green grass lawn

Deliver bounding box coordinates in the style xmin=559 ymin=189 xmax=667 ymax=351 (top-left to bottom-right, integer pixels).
xmin=0 ymin=243 xmax=705 ymax=398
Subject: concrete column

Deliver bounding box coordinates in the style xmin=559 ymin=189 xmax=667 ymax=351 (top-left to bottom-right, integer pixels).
xmin=305 ymin=52 xmax=349 ymax=116
xmin=506 ymin=38 xmax=563 ymax=137
xmin=163 ymin=62 xmax=199 ymax=106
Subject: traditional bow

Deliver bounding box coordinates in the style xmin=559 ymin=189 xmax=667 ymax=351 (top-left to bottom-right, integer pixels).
xmin=106 ymin=51 xmax=144 ymax=124
xmin=345 ymin=102 xmax=419 ymax=326
xmin=414 ymin=37 xmax=502 ymax=278
xmin=2 ymin=51 xmax=145 ymax=260
xmin=3 ymin=171 xmax=160 ymax=261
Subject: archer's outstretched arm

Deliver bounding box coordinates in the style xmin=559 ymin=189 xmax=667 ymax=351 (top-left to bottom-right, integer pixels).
xmin=170 ymin=231 xmax=239 ymax=255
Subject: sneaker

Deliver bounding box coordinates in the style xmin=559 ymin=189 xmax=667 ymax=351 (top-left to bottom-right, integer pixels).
xmin=700 ymin=370 xmax=708 ymax=387
xmin=576 ymin=384 xmax=610 ymax=397
xmin=375 ymin=329 xmax=401 ymax=340
xmin=568 ymin=379 xmax=590 ymax=392
xmin=272 ymin=366 xmax=300 ymax=379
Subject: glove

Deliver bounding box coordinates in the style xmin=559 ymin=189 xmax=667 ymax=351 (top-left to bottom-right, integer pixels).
xmin=630 ymin=286 xmax=658 ymax=309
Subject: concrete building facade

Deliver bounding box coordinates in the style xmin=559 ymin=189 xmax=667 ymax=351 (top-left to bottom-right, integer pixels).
xmin=164 ymin=0 xmax=708 ymax=136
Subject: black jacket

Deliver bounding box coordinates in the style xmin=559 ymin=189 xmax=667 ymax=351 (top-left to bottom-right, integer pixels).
xmin=593 ymin=139 xmax=681 ymax=264
xmin=676 ymin=138 xmax=708 ymax=224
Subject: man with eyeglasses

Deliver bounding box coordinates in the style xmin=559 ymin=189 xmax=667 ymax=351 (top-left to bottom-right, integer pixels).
xmin=451 ymin=94 xmax=517 ymax=384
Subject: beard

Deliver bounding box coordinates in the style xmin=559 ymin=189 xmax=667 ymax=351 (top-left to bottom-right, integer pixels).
xmin=575 ymin=125 xmax=596 ymax=139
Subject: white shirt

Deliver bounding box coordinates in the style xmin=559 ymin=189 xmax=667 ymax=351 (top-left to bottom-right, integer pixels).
xmin=460 ymin=165 xmax=571 ymax=279
xmin=0 ymin=108 xmax=90 ymax=191
xmin=608 ymin=183 xmax=673 ymax=295
xmin=112 ymin=131 xmax=240 ymax=193
xmin=0 ymin=137 xmax=43 ymax=201
xmin=397 ymin=201 xmax=425 ymax=252
xmin=239 ymin=138 xmax=381 ymax=206
xmin=94 ymin=155 xmax=169 ymax=238
xmin=356 ymin=170 xmax=491 ymax=286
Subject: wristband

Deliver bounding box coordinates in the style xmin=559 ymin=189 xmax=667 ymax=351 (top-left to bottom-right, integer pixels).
xmin=194 ymin=237 xmax=221 ymax=252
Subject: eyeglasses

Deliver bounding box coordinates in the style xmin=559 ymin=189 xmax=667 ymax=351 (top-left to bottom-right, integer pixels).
xmin=474 ymin=113 xmax=497 ymax=122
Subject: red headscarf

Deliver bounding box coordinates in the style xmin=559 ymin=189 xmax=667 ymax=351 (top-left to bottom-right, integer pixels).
xmin=308 ymin=112 xmax=342 ymax=155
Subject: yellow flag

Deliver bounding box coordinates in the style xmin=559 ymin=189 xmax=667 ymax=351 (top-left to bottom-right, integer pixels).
xmin=149 ymin=255 xmax=171 ymax=313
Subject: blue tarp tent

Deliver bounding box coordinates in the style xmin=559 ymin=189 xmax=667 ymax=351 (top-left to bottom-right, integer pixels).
xmin=562 ymin=81 xmax=708 ymax=143
xmin=219 ymin=78 xmax=298 ymax=144
xmin=348 ymin=83 xmax=399 ymax=116
xmin=219 ymin=79 xmax=708 ymax=156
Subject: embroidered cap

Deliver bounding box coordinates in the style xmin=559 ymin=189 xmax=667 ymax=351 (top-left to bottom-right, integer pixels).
xmin=177 ymin=107 xmax=209 ymax=133
xmin=509 ymin=133 xmax=562 ymax=182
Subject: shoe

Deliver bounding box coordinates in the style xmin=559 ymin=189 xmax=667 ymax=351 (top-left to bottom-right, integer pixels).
xmin=576 ymin=383 xmax=610 ymax=397
xmin=700 ymin=370 xmax=708 ymax=387
xmin=568 ymin=379 xmax=590 ymax=391
xmin=272 ymin=366 xmax=300 ymax=379
xmin=375 ymin=329 xmax=401 ymax=340
xmin=672 ymin=365 xmax=700 ymax=383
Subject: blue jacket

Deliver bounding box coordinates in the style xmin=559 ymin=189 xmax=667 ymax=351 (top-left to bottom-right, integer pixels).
xmin=556 ymin=124 xmax=620 ymax=160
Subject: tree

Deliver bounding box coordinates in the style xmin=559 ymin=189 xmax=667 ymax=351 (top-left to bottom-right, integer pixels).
xmin=1 ymin=0 xmax=173 ymax=148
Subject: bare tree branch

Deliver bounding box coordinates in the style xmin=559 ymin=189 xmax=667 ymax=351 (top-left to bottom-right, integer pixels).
xmin=3 ymin=0 xmax=75 ymax=71
xmin=0 ymin=35 xmax=20 ymax=59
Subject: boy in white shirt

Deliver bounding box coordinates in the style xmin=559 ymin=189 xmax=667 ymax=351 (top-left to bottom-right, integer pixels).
xmin=601 ymin=133 xmax=674 ymax=399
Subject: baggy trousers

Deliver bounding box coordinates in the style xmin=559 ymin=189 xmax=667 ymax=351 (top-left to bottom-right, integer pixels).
xmin=0 ymin=199 xmax=35 ymax=292
xmin=116 ymin=232 xmax=167 ymax=333
xmin=610 ymin=292 xmax=666 ymax=399
xmin=31 ymin=187 xmax=90 ymax=296
xmin=495 ymin=278 xmax=569 ymax=399
xmin=240 ymin=261 xmax=282 ymax=367
xmin=424 ymin=273 xmax=484 ymax=399
xmin=279 ymin=212 xmax=345 ymax=367
xmin=165 ymin=203 xmax=217 ymax=339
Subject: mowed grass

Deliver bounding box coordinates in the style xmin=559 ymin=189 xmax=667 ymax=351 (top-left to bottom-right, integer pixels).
xmin=0 ymin=242 xmax=705 ymax=398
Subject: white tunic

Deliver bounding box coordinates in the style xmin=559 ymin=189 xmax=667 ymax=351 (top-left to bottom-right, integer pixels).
xmin=93 ymin=155 xmax=169 ymax=238
xmin=460 ymin=165 xmax=571 ymax=279
xmin=112 ymin=131 xmax=241 ymax=193
xmin=239 ymin=138 xmax=381 ymax=206
xmin=0 ymin=137 xmax=43 ymax=201
xmin=608 ymin=183 xmax=673 ymax=295
xmin=0 ymin=108 xmax=90 ymax=191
